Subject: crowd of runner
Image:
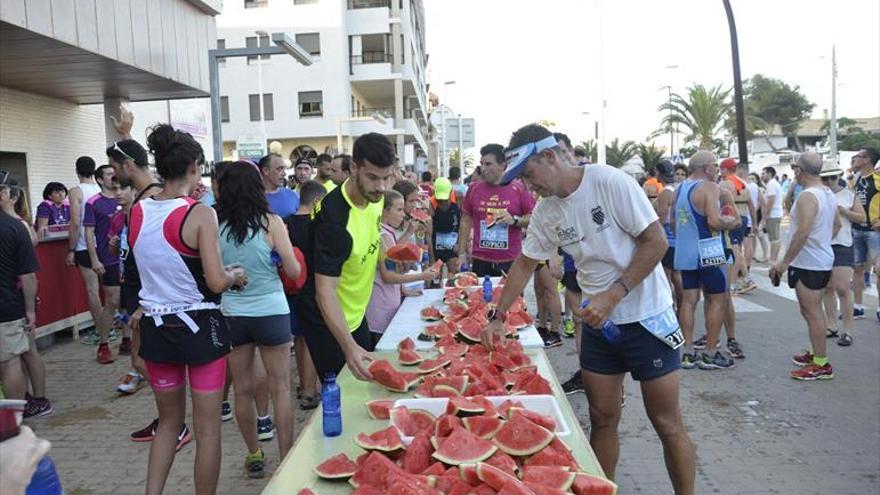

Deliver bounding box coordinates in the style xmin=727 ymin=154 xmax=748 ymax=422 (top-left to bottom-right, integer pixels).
xmin=1 ymin=107 xmax=878 ymax=494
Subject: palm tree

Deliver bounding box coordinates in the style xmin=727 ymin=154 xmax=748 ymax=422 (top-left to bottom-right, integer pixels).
xmin=448 ymin=148 xmax=474 ymax=171
xmin=579 ymin=140 xmax=598 ymax=163
xmin=637 ymin=142 xmax=665 ymax=172
xmin=605 ymin=138 xmax=638 ymax=167
xmin=657 ymin=84 xmax=733 ymax=149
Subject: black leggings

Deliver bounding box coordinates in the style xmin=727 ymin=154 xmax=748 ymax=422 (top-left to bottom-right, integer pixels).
xmin=302 ymin=317 xmax=372 ymax=383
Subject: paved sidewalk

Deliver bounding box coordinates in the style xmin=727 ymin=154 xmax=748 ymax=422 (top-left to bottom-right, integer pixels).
xmin=21 ymin=281 xmax=880 ymax=494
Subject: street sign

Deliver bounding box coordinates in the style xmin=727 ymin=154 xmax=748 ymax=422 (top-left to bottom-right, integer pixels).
xmin=444 ymin=118 xmax=475 ymax=149
xmin=237 ymin=135 xmax=266 ymax=160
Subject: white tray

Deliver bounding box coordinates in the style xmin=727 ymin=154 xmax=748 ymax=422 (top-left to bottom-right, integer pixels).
xmin=390 ymin=394 xmax=569 ymax=445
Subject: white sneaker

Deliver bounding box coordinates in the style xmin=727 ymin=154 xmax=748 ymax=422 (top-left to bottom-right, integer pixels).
xmin=117 ymin=371 xmax=144 ymax=395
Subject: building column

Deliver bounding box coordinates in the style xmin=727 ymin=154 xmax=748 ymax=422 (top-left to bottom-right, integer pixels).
xmin=103 ymin=97 xmax=131 ymax=145
xmin=394 ymin=78 xmax=405 ymax=165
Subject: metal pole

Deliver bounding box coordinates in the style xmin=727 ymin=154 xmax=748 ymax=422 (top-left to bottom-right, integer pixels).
xmin=440 ymin=106 xmax=447 ymax=175
xmin=596 ymin=0 xmax=607 ymax=165
xmin=458 ymin=113 xmax=463 ymax=171
xmin=829 ymin=44 xmax=838 ymax=161
xmin=257 ymin=59 xmax=266 ymax=154
xmin=209 ymin=50 xmax=222 ymax=163
xmin=667 ymin=86 xmax=674 ymax=155
xmin=723 ymin=0 xmax=748 ymax=166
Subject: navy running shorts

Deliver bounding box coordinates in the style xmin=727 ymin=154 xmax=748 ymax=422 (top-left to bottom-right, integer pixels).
xmin=227 ymin=313 xmax=292 ymax=347
xmin=680 ymin=265 xmax=727 ymax=294
xmin=580 ymin=321 xmax=681 ymax=381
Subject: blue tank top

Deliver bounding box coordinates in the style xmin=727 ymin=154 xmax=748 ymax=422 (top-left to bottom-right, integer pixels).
xmin=673 ymin=179 xmax=726 ymax=270
xmin=218 ymin=223 xmax=289 ymax=317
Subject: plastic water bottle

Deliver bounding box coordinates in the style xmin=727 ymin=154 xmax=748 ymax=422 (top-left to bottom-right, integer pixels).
xmin=483 ymin=275 xmax=493 ymax=303
xmin=322 ymin=372 xmax=342 ymax=437
xmin=461 ymin=261 xmax=470 ymax=273
xmin=26 ymin=456 xmax=63 ymax=495
xmin=580 ymin=299 xmax=621 ymax=343
xmin=420 ymin=251 xmax=430 ymax=270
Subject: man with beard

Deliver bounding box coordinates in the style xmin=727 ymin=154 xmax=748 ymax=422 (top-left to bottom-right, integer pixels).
xmin=291 ymin=158 xmax=314 ymax=193
xmin=315 ymin=153 xmax=337 ymax=192
xmin=296 ymin=133 xmax=396 ymax=381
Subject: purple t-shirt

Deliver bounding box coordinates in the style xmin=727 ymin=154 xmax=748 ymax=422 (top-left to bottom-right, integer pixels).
xmin=83 ymin=193 xmax=120 ymax=266
xmin=36 ymin=200 xmax=70 ymax=225
xmin=462 ymin=180 xmax=535 ymax=263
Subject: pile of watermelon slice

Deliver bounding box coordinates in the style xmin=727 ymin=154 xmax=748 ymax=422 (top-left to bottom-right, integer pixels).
xmin=422 ymin=286 xmax=534 ymax=342
xmin=307 ymin=399 xmax=617 ymax=494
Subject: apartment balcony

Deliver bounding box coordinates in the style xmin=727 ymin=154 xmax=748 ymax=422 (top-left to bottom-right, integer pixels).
xmin=347 ymin=1 xmax=393 ymax=35
xmin=352 ymin=107 xmax=393 ymax=118
xmin=350 ymin=51 xmax=394 ymax=80
xmin=348 ymin=0 xmax=391 ymax=8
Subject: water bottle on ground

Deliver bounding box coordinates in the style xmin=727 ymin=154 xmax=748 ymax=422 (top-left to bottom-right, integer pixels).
xmin=26 ymin=456 xmax=63 ymax=495
xmin=483 ymin=275 xmax=493 ymax=303
xmin=580 ymin=299 xmax=621 ymax=343
xmin=322 ymin=372 xmax=342 ymax=437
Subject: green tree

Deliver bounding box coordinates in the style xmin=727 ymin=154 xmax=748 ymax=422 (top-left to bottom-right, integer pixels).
xmin=536 ymin=119 xmax=557 ymax=129
xmin=605 ymin=138 xmax=638 ymax=167
xmin=743 ymin=74 xmax=815 ymax=150
xmin=579 ymin=139 xmax=598 ymax=163
xmin=637 ymin=142 xmax=665 ymax=171
xmin=657 ymin=84 xmax=733 ymax=149
xmin=448 ymin=148 xmax=474 ymax=170
xmin=840 ymin=132 xmax=880 ymax=152
xmin=820 ymin=117 xmax=858 ymax=134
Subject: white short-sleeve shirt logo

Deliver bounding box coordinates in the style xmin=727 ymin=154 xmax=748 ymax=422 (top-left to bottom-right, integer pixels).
xmin=557 ymin=226 xmax=580 ymax=247
xmin=591 ymin=206 xmax=610 ymax=232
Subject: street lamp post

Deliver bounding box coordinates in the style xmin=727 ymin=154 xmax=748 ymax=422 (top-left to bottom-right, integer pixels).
xmin=208 ymin=32 xmax=314 ymax=162
xmin=442 ymin=81 xmax=456 ymax=176
xmin=255 ymin=30 xmax=269 ymax=155
xmin=660 ymin=85 xmax=674 ymax=156
xmin=722 ymin=0 xmax=748 ymax=166
xmin=829 ymin=45 xmax=838 ymax=161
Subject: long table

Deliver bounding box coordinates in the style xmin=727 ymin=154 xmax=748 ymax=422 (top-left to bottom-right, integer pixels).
xmin=375 ymin=286 xmax=544 ymax=351
xmin=262 ymin=348 xmax=605 ymax=494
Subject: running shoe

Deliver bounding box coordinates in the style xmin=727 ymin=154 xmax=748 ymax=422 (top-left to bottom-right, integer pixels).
xmin=726 ymin=338 xmax=745 ymax=359
xmin=300 ymin=396 xmax=320 ymax=410
xmin=543 ymin=331 xmax=563 ymax=349
xmin=130 ymin=418 xmax=159 ymax=442
xmin=790 ymin=363 xmax=834 ymax=381
xmin=117 ymin=371 xmax=144 ymax=395
xmin=563 ymin=318 xmax=575 ymax=337
xmin=257 ymin=417 xmax=275 ymax=441
xmin=24 ymin=397 xmax=53 ymax=418
xmin=561 ymin=372 xmax=584 ymax=395
xmin=738 ymin=278 xmax=758 ymax=294
xmin=697 ymin=351 xmax=735 ymax=370
xmin=693 ymin=335 xmax=721 ymax=351
xmin=118 ymin=337 xmax=132 ymax=356
xmin=791 ymin=351 xmax=814 ymax=367
xmin=853 ymin=307 xmax=865 ymax=320
xmin=176 ymin=424 xmax=192 ymax=451
xmin=245 ymin=449 xmax=265 ymax=479
xmin=681 ymin=352 xmax=698 ymax=369
xmin=826 ymin=328 xmax=839 ymax=339
xmin=97 ymin=343 xmax=114 ymax=364
xmin=80 ymin=330 xmax=100 ymax=345
xmin=837 ymin=333 xmax=853 ymax=347
xmin=221 ymin=401 xmax=233 ymax=422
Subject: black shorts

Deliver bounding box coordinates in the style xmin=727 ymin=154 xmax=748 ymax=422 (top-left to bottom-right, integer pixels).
xmin=434 ymin=249 xmax=458 ymax=263
xmin=832 ymin=245 xmax=854 ymax=268
xmin=297 ymin=303 xmax=372 ymax=383
xmin=121 ymin=285 xmax=140 ymax=315
xmin=472 ymin=259 xmax=513 ymax=278
xmin=102 ymin=263 xmax=121 ymax=287
xmin=661 ymin=247 xmax=675 ymax=270
xmin=227 ymin=314 xmax=292 ymax=347
xmin=787 ymin=267 xmax=832 ymax=290
xmin=561 ymin=271 xmax=581 ymax=293
xmin=74 ymin=250 xmax=91 ymax=269
xmin=580 ymin=321 xmax=681 ymax=381
xmin=138 ymin=308 xmax=230 ymax=366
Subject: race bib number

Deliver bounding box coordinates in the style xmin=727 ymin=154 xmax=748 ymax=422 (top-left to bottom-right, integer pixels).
xmin=479 ymin=220 xmax=509 ymax=250
xmin=435 ymin=231 xmax=458 ymax=251
xmin=639 ymin=306 xmax=683 ymax=349
xmin=698 ymin=236 xmax=726 ymax=267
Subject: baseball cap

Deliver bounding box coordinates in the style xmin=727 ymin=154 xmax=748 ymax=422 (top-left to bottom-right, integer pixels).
xmin=500 ymin=135 xmax=558 ymax=185
xmin=434 ymin=177 xmax=452 ymax=200
xmin=654 ymin=159 xmax=675 ymax=182
xmin=720 ymin=158 xmax=738 ymax=171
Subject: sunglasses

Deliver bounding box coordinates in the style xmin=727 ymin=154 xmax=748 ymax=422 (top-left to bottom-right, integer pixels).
xmin=112 ymin=142 xmax=136 ymax=162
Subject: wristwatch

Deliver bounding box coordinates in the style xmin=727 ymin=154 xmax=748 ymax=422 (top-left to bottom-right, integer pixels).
xmin=512 ymin=215 xmax=521 ymax=227
xmin=487 ymin=308 xmax=507 ymax=323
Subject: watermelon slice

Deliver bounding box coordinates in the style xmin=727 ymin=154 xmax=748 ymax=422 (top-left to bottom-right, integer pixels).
xmin=525 ymin=482 xmax=568 ymax=495
xmin=505 ymin=311 xmax=530 ymax=329
xmin=398 ymin=348 xmax=424 ymax=366
xmin=432 ymin=426 xmax=497 ymax=465
xmin=493 ymin=414 xmax=554 ymax=456
xmin=432 ymin=383 xmax=462 ymax=398
xmin=369 ymin=359 xmax=415 ymax=393
xmin=497 ymin=481 xmax=536 ymax=495
xmin=462 ymin=415 xmax=504 ymax=440
xmin=512 ymin=373 xmax=553 ymax=396
xmin=421 ymin=306 xmax=442 ymax=321
xmin=355 ymin=426 xmax=406 ymax=453
xmin=446 ymin=396 xmax=486 ymax=417
xmin=296 ymin=490 xmax=317 ymax=495
xmin=410 ymin=209 xmax=431 ymax=222
xmin=489 ymin=352 xmax=517 ymax=370
xmin=476 ymin=462 xmax=520 ymax=490
xmin=570 ymin=472 xmax=618 ymax=495
xmin=437 ymin=342 xmax=468 ymax=356
xmin=454 ymin=273 xmax=479 ymax=288
xmin=350 ymin=451 xmax=404 ymax=488
xmin=402 ymin=431 xmax=435 ymax=474
xmin=314 ymin=452 xmax=359 ymax=479
xmin=456 ymin=317 xmax=483 ymax=343
xmin=522 ymin=466 xmax=575 ymax=490
xmin=417 ymin=357 xmax=452 ymax=374
xmin=365 ymin=399 xmax=395 ymax=420
xmin=397 ymin=337 xmax=416 ymax=352
xmin=485 ymin=450 xmax=518 ymax=476
xmin=390 ymin=407 xmax=437 ymax=436
xmin=508 ymin=408 xmax=557 ymax=432
xmin=425 ymin=321 xmax=455 ymax=338
xmin=421 ymin=462 xmax=446 ymax=476
xmin=386 ymin=242 xmax=422 ymax=263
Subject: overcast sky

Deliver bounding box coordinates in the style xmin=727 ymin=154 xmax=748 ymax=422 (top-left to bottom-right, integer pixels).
xmin=424 ymin=0 xmax=880 ymax=152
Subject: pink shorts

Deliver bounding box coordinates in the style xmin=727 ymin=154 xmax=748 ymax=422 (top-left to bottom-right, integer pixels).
xmin=145 ymin=357 xmax=227 ymax=393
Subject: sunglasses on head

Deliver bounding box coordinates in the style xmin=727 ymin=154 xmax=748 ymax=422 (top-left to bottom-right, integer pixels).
xmin=112 ymin=142 xmax=136 ymax=162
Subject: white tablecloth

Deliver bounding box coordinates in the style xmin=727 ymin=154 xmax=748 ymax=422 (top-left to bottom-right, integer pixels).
xmin=375 ymin=281 xmax=544 ymax=351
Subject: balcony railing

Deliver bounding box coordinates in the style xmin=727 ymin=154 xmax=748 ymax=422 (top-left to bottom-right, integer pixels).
xmin=351 ymin=51 xmax=393 ymax=65
xmin=352 ymin=107 xmax=393 ymax=118
xmin=348 ymin=0 xmax=390 ymax=9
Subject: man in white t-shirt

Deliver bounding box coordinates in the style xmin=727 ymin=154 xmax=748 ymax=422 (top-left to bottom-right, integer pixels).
xmin=483 ymin=124 xmax=694 ymax=494
xmin=761 ymin=166 xmax=785 ymax=263
xmin=770 ymin=153 xmax=839 ymax=381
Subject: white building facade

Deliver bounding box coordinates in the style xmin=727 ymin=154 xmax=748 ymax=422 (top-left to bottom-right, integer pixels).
xmin=216 ymin=0 xmax=430 ymax=170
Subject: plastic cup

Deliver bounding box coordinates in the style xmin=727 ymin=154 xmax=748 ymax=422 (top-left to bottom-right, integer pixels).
xmin=0 ymin=399 xmax=27 ymax=442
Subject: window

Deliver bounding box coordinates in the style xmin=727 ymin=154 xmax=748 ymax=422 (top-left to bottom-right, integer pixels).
xmin=400 ymin=34 xmax=404 ymax=64
xmin=294 ymin=0 xmax=318 ymax=4
xmin=244 ymin=0 xmax=268 ymax=8
xmin=263 ymin=94 xmax=274 ymax=121
xmin=295 ymin=32 xmax=321 ymax=56
xmin=220 ymin=96 xmax=230 ymax=122
xmin=246 ymin=35 xmax=270 ymax=64
xmin=249 ymin=94 xmax=261 ymax=121
xmin=299 ymin=91 xmax=323 ymax=117
xmin=217 ymin=39 xmax=226 ymax=66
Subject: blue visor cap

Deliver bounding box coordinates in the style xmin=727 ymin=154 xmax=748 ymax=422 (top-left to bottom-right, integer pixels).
xmin=500 ymin=135 xmax=558 ymax=185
